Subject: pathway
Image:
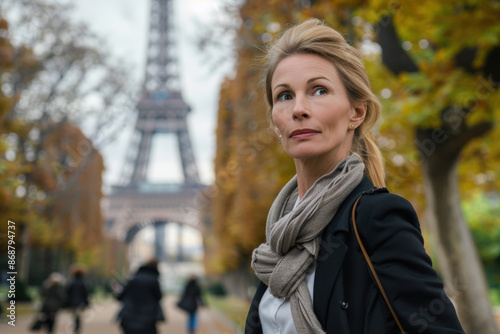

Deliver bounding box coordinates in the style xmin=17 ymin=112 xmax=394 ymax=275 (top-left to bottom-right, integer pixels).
xmin=1 ymin=295 xmax=240 ymax=334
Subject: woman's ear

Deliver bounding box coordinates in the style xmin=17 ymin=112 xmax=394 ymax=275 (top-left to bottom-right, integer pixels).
xmin=351 ymin=102 xmax=367 ymax=127
xmin=275 ymin=128 xmax=282 ymax=138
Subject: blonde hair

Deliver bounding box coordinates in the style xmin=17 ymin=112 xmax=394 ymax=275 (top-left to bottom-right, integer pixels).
xmin=264 ymin=18 xmax=385 ymax=187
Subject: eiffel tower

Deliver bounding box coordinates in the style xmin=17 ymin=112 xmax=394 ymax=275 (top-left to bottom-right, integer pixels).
xmin=105 ymin=0 xmax=204 ymax=267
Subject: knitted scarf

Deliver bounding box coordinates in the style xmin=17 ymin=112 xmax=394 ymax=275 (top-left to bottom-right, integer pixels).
xmin=251 ymin=153 xmax=365 ymax=333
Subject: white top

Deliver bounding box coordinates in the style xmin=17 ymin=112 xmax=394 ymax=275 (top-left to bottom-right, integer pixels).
xmin=258 ymin=196 xmax=317 ymax=334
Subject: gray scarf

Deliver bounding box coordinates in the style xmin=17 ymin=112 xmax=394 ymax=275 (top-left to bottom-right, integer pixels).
xmin=251 ymin=154 xmax=364 ymax=333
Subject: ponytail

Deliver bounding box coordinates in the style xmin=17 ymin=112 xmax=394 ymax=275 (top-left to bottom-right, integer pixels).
xmin=353 ymin=131 xmax=385 ymax=188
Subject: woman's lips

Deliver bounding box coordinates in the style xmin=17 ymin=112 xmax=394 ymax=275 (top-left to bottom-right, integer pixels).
xmin=290 ymin=129 xmax=319 ymax=139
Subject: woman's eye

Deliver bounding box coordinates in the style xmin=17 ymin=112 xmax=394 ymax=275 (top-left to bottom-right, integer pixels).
xmin=313 ymin=87 xmax=328 ymax=96
xmin=276 ymin=92 xmax=292 ymax=101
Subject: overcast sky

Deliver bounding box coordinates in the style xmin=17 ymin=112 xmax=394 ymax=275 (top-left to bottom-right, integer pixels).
xmin=68 ymin=0 xmax=234 ymax=187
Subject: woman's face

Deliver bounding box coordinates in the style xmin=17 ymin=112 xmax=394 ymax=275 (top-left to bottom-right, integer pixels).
xmin=271 ymin=53 xmax=365 ymax=165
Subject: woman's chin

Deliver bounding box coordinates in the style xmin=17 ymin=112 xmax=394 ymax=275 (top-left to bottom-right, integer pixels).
xmin=289 ymin=151 xmax=325 ymax=161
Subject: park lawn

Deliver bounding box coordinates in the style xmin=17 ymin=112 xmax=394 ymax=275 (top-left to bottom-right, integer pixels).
xmin=1 ymin=301 xmax=36 ymax=322
xmin=14 ymin=302 xmax=36 ymax=318
xmin=205 ymin=294 xmax=250 ymax=330
xmin=0 ymin=285 xmax=39 ymax=320
xmin=490 ymin=288 xmax=500 ymax=307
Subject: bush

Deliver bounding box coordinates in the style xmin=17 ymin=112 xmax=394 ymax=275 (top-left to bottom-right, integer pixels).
xmin=463 ymin=193 xmax=500 ymax=261
xmin=14 ymin=278 xmax=32 ymax=302
xmin=207 ymin=281 xmax=227 ymax=297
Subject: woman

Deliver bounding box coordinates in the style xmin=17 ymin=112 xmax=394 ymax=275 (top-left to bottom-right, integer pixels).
xmin=40 ymin=272 xmax=66 ymax=334
xmin=117 ymin=259 xmax=164 ymax=334
xmin=177 ymin=274 xmax=204 ymax=334
xmin=245 ymin=19 xmax=464 ymax=333
xmin=65 ymin=264 xmax=90 ymax=334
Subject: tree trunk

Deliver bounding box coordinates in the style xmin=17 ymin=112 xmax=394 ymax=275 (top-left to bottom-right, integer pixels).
xmin=222 ymin=260 xmax=255 ymax=301
xmin=418 ymin=129 xmax=499 ymax=334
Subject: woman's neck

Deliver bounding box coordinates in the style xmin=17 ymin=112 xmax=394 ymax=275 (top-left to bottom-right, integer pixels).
xmin=294 ymin=154 xmax=348 ymax=199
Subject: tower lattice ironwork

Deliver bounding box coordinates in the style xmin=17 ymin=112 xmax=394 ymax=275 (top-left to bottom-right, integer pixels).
xmin=105 ymin=0 xmax=205 ymax=266
xmin=121 ymin=0 xmax=200 ymax=186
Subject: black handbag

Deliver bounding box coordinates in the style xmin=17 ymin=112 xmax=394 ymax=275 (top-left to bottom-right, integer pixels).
xmin=156 ymin=302 xmax=166 ymax=322
xmin=176 ymin=297 xmax=196 ymax=313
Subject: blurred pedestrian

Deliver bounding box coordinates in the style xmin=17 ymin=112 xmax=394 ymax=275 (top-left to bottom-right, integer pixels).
xmin=116 ymin=258 xmax=164 ymax=334
xmin=66 ymin=264 xmax=90 ymax=334
xmin=244 ymin=18 xmax=464 ymax=333
xmin=40 ymin=272 xmax=66 ymax=334
xmin=177 ymin=274 xmax=204 ymax=334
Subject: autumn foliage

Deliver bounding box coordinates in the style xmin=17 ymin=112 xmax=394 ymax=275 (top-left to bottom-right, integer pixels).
xmin=0 ymin=13 xmax=107 ymax=277
xmin=208 ymin=0 xmax=500 ymax=330
xmin=207 ymin=1 xmax=298 ymax=274
xmin=29 ymin=121 xmax=105 ymax=256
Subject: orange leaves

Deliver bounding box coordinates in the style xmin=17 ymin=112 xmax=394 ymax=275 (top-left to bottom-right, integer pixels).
xmin=0 ymin=7 xmax=123 ymax=276
xmin=208 ymin=0 xmax=500 ymax=275
xmin=206 ymin=0 xmax=304 ymax=274
xmin=0 ymin=17 xmax=13 ymax=68
xmin=357 ymin=1 xmax=500 ymax=217
xmin=37 ymin=122 xmax=104 ymax=251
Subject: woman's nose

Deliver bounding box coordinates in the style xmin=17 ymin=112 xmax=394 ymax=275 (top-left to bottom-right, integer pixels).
xmin=292 ymin=95 xmax=311 ymax=120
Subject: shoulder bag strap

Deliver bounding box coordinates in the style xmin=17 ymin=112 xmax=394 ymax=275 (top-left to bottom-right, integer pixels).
xmin=351 ymin=195 xmax=406 ymax=334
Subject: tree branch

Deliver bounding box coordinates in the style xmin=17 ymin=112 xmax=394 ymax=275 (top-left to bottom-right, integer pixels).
xmin=417 ymin=120 xmax=494 ymax=173
xmin=483 ymin=46 xmax=500 ymax=85
xmin=446 ymin=121 xmax=494 ymax=156
xmin=375 ymin=16 xmax=419 ymax=75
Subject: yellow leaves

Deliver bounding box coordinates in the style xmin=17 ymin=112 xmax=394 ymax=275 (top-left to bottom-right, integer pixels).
xmin=356 ymin=2 xmax=500 ymax=214
xmin=468 ymin=101 xmax=491 ymax=125
xmin=207 ymin=0 xmax=302 ymax=274
xmin=399 ymin=72 xmax=432 ymax=93
xmin=0 ymin=14 xmax=108 ymax=276
xmin=382 ymin=61 xmax=497 ymax=130
xmin=29 ymin=216 xmax=65 ymax=248
xmin=75 ymin=247 xmax=103 ymax=268
xmin=358 ymin=0 xmax=402 ymax=23
xmin=474 ymin=26 xmax=500 ymax=68
xmin=209 ymin=0 xmax=500 ymax=275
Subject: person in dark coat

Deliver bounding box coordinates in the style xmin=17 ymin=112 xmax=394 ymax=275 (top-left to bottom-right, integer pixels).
xmin=177 ymin=274 xmax=204 ymax=334
xmin=245 ymin=18 xmax=464 ymax=333
xmin=66 ymin=264 xmax=89 ymax=334
xmin=117 ymin=258 xmax=164 ymax=334
xmin=40 ymin=272 xmax=66 ymax=334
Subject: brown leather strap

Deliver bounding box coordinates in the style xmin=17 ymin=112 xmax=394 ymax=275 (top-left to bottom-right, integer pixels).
xmin=352 ymin=195 xmax=406 ymax=334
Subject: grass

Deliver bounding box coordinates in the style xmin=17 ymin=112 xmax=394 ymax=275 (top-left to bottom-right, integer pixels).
xmin=205 ymin=294 xmax=250 ymax=330
xmin=0 ymin=285 xmax=39 ymax=320
xmin=490 ymin=288 xmax=500 ymax=307
xmin=1 ymin=301 xmax=37 ymax=320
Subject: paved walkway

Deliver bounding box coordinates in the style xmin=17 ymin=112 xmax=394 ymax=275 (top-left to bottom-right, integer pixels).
xmin=1 ymin=295 xmax=240 ymax=334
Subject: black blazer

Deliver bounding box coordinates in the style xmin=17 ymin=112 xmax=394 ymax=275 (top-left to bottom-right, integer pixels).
xmin=245 ymin=177 xmax=464 ymax=333
xmin=118 ymin=265 xmax=162 ymax=329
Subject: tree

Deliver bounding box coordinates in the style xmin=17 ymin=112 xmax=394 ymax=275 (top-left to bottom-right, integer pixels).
xmin=1 ymin=0 xmax=135 ymax=147
xmin=0 ymin=16 xmax=38 ymax=256
xmin=30 ymin=120 xmax=105 ymax=263
xmin=357 ymin=2 xmax=500 ymax=332
xmin=0 ymin=0 xmax=135 ymax=281
xmin=209 ymin=0 xmax=500 ymax=331
xmin=206 ymin=0 xmax=298 ymax=299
